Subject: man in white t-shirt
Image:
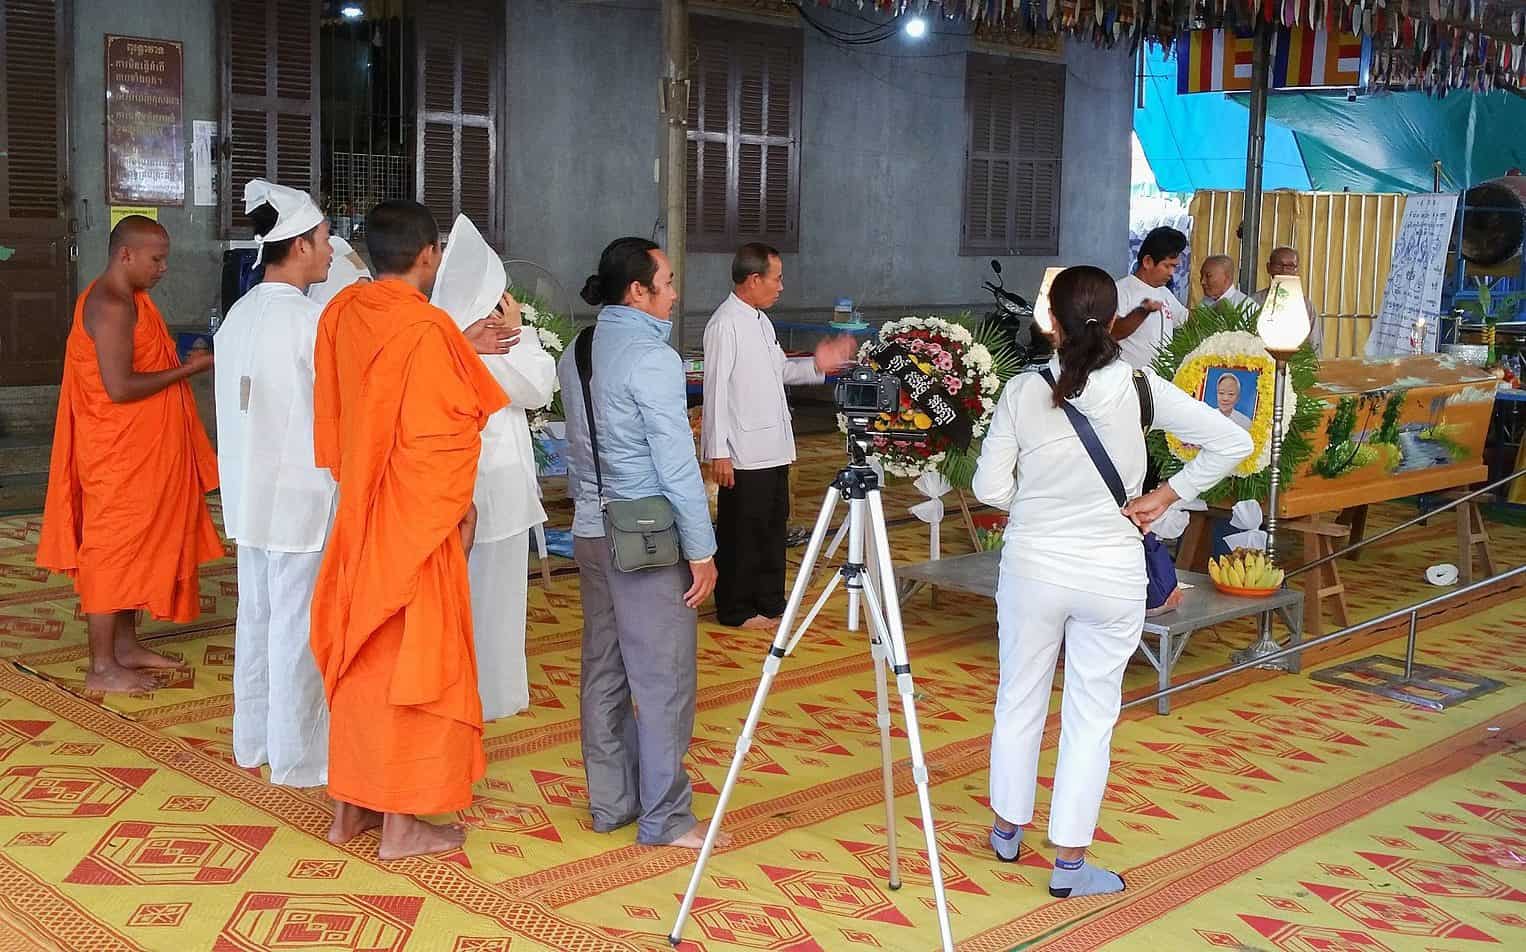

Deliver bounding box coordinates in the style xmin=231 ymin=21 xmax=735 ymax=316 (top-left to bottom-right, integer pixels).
xmin=1114 ymin=227 xmax=1190 ymax=370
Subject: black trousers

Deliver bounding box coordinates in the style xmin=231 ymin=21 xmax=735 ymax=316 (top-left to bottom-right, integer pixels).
xmin=714 ymin=464 xmax=790 ymax=626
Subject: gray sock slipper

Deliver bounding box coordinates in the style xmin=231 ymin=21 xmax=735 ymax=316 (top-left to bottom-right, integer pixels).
xmin=989 ymin=824 xmax=1022 ymax=862
xmin=1048 ymin=859 xmax=1125 ymax=897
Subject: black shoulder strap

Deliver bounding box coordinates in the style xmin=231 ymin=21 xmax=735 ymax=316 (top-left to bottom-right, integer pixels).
xmin=574 ymin=327 xmax=605 ymax=502
xmin=1040 ymin=367 xmax=1128 ymax=509
xmin=1133 ymin=369 xmax=1154 ymax=431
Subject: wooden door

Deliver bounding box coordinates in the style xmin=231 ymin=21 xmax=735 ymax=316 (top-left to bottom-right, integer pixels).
xmin=0 ymin=0 xmax=74 ymax=387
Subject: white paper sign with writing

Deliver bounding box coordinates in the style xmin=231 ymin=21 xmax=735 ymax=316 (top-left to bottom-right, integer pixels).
xmin=1366 ymin=193 xmax=1459 ymax=357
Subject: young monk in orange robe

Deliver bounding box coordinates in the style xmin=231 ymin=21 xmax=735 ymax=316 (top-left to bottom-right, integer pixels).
xmin=37 ymin=216 xmax=221 ymax=694
xmin=310 ymin=200 xmax=510 ymax=860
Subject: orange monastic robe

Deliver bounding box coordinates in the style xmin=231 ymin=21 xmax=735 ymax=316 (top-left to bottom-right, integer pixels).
xmin=310 ymin=278 xmax=507 ymax=815
xmin=37 ymin=283 xmax=222 ymax=621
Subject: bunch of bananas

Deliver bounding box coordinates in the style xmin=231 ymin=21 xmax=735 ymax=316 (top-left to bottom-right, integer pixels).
xmin=1209 ymin=548 xmax=1284 ymax=590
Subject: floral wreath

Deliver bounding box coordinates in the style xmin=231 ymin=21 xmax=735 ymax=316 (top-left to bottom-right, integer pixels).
xmin=509 ymin=286 xmax=575 ymax=436
xmin=838 ymin=315 xmax=1011 ymax=481
xmin=1149 ymin=298 xmax=1322 ymax=506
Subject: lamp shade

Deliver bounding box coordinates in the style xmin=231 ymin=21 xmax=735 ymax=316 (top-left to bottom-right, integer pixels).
xmin=1257 ymin=274 xmax=1309 ymax=353
xmin=1032 ymin=266 xmax=1065 ymax=333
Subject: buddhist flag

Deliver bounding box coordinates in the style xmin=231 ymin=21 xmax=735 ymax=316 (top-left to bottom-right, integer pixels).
xmin=1176 ymin=27 xmax=1369 ymax=94
xmin=1276 ymin=26 xmax=1367 ymax=89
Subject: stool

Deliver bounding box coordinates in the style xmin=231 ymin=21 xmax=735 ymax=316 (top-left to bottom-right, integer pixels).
xmin=1335 ymin=505 xmax=1369 ymax=561
xmin=1436 ymin=491 xmax=1497 ymax=585
xmin=1285 ymin=516 xmax=1351 ymax=639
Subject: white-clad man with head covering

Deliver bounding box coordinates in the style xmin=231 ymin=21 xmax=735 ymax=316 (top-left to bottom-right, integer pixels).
xmin=214 ymin=180 xmax=336 ymax=787
xmin=431 ymin=214 xmax=556 ymax=721
xmin=307 ymin=236 xmax=371 ymax=310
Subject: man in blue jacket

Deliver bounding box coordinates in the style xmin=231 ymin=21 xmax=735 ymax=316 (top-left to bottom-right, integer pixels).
xmin=558 ymin=237 xmax=729 ymax=850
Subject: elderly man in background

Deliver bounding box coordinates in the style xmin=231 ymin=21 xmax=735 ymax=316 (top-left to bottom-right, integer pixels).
xmin=1251 ymin=246 xmax=1323 ymax=353
xmin=701 ymin=243 xmax=856 ymax=630
xmin=1199 ymin=255 xmax=1247 ymax=308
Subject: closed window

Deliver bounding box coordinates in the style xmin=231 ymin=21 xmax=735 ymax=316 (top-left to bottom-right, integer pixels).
xmin=687 ymin=15 xmax=802 ymax=253
xmin=961 ymin=53 xmax=1064 ymax=256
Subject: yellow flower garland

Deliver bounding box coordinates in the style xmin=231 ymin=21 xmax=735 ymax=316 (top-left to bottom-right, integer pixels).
xmin=1165 ymin=351 xmax=1278 ymax=477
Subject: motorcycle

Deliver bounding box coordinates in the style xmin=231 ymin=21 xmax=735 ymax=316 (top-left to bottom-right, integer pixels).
xmin=980 ymin=259 xmax=1052 ymax=366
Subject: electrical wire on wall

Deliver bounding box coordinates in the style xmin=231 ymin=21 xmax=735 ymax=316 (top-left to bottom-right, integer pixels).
xmin=789 ymin=0 xmax=906 ymax=45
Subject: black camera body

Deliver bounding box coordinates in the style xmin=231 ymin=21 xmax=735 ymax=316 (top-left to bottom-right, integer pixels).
xmin=834 ymin=365 xmax=900 ymax=417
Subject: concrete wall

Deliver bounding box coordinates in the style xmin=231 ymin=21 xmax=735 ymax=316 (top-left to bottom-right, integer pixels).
xmin=72 ymin=0 xmax=223 ymax=330
xmin=504 ymin=3 xmax=1135 ymax=335
xmin=58 ymin=1 xmax=1132 ymax=339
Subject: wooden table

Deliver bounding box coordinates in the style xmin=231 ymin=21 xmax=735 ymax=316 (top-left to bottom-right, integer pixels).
xmin=896 ymin=551 xmax=1304 ymax=714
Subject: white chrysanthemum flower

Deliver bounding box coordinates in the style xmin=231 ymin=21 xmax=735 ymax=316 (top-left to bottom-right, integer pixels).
xmin=537 ymin=328 xmax=565 ymax=352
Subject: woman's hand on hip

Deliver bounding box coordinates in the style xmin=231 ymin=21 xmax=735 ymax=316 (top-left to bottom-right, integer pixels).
xmin=684 ymin=557 xmax=717 ymax=609
xmin=1122 ymin=484 xmax=1180 ymax=532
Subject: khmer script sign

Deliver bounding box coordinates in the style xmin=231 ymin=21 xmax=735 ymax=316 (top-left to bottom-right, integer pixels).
xmin=1366 ymin=193 xmax=1458 ymax=357
xmin=106 ymin=35 xmax=185 ymax=206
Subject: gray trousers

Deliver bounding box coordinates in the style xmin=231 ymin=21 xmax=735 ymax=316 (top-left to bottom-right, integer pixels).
xmin=574 ymin=536 xmax=698 ymax=844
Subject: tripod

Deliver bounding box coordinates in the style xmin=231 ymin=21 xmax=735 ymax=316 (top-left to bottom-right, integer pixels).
xmin=669 ymin=432 xmax=955 ymax=951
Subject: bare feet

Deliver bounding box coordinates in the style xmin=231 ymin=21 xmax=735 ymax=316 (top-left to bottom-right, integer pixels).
xmin=327 ymin=802 xmax=383 ymax=845
xmin=83 ymin=662 xmax=160 ymax=695
xmin=377 ymin=814 xmax=467 ymax=861
xmin=739 ymin=615 xmax=776 ymax=631
xmin=113 ymin=639 xmax=185 ymax=670
xmin=664 ymin=818 xmax=733 ymax=850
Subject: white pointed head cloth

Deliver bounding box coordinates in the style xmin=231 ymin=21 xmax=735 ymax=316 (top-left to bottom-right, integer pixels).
xmin=243 ymin=179 xmax=325 ymax=265
xmin=431 ymin=214 xmax=506 ymax=330
xmin=306 ymin=236 xmax=372 ymax=309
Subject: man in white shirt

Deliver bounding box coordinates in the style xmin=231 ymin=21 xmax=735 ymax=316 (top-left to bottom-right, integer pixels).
xmin=215 ymin=180 xmax=336 ymax=787
xmin=1114 ymin=227 xmax=1190 ymax=371
xmin=701 ymin=244 xmax=856 ymax=630
xmin=430 ymin=215 xmax=555 ymax=721
xmin=1199 ymin=254 xmax=1248 ymax=308
xmin=1251 ymin=246 xmax=1323 ymax=354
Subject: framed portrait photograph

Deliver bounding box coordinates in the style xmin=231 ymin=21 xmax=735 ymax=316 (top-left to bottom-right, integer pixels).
xmin=1201 ymin=367 xmax=1260 ymax=432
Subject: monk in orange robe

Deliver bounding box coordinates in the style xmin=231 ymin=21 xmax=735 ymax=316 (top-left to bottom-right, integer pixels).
xmin=311 ymin=200 xmax=509 ymax=860
xmin=37 ymin=216 xmax=221 ymax=694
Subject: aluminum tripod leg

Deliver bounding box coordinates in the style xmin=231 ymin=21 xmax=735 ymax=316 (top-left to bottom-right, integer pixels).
xmin=869 ymin=629 xmax=900 ymax=890
xmin=669 ymin=488 xmax=841 ymax=946
xmin=861 ymin=490 xmax=955 ymax=951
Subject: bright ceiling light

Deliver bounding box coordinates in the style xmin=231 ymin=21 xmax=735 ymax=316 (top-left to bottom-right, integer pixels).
xmin=904 ymin=16 xmax=928 ymax=39
xmin=340 ymin=4 xmax=364 ymax=19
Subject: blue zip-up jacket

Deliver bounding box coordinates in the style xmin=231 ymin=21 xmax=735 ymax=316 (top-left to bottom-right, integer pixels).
xmin=557 ymin=304 xmax=716 ymax=560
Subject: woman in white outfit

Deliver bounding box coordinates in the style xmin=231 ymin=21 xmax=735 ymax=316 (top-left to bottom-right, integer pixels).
xmin=972 ymin=265 xmax=1253 ymax=897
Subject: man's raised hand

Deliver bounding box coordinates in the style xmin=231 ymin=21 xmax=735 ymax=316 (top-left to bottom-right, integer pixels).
xmin=463 ymin=315 xmax=521 ymax=355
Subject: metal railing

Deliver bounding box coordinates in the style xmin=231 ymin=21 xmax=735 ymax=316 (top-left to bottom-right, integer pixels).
xmin=1123 ymin=466 xmax=1526 ymax=712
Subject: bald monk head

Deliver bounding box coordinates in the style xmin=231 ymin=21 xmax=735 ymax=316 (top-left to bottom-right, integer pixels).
xmin=107 ymin=215 xmax=170 ymax=292
xmin=364 ymin=200 xmax=442 ymax=293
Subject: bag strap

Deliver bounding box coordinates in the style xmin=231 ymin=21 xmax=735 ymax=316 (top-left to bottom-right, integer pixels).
xmin=1040 ymin=367 xmax=1128 ymax=509
xmin=1133 ymin=369 xmax=1154 ymax=431
xmin=574 ymin=326 xmax=607 ymax=506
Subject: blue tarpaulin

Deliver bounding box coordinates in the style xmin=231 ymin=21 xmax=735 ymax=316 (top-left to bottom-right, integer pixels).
xmin=1135 ymin=43 xmax=1526 ymax=196
xmin=1134 ymin=44 xmax=1312 ymax=194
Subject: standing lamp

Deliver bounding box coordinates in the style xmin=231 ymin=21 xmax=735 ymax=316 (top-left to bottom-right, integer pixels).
xmin=1233 ymin=275 xmax=1309 ymax=669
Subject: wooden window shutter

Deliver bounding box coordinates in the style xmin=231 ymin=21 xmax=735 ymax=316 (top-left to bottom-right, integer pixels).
xmin=2 ymin=0 xmax=67 ymax=220
xmin=961 ymin=54 xmax=1064 ymax=257
xmin=687 ymin=16 xmax=801 ymax=254
xmin=416 ymin=0 xmax=504 ymax=246
xmin=220 ymin=0 xmax=319 ymax=237
xmin=1 ymin=0 xmax=73 ymax=387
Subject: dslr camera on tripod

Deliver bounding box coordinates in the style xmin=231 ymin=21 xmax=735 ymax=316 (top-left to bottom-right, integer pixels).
xmin=834 ymin=365 xmax=900 ymax=419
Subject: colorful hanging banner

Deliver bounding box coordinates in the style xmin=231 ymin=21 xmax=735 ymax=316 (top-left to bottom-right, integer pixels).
xmin=1177 ymin=27 xmax=1370 ymax=94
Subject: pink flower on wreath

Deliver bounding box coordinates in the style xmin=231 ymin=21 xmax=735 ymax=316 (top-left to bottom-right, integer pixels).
xmin=943 ymin=375 xmax=962 ymax=394
xmin=893 ymin=441 xmax=910 ymax=449
xmin=935 ymin=351 xmax=954 ymax=371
